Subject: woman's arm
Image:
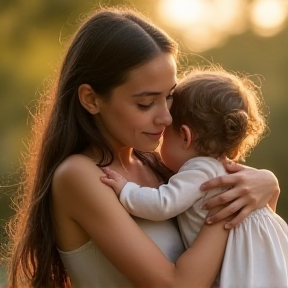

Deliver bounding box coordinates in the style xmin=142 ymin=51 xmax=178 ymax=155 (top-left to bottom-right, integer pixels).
xmin=53 ymin=155 xmax=228 ymax=288
xmin=200 ymin=161 xmax=280 ymax=228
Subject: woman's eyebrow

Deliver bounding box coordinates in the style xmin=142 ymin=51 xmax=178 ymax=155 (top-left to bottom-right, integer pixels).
xmin=132 ymin=83 xmax=177 ymax=97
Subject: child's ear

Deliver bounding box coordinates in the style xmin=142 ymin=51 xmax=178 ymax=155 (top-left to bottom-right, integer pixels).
xmin=180 ymin=125 xmax=193 ymax=149
xmin=78 ymin=84 xmax=100 ymax=115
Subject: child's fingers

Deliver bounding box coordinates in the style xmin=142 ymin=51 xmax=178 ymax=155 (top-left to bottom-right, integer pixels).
xmin=101 ymin=167 xmax=110 ymax=176
xmin=100 ymin=176 xmax=115 ymax=187
xmin=101 ymin=167 xmax=122 ymax=180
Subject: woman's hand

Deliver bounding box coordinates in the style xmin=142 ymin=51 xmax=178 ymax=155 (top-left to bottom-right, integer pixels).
xmin=200 ymin=161 xmax=280 ymax=229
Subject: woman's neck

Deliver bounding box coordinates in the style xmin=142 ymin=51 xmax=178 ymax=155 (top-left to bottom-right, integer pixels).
xmin=113 ymin=147 xmax=135 ymax=172
xmin=83 ymin=145 xmax=136 ymax=170
xmin=84 ymin=145 xmax=162 ymax=187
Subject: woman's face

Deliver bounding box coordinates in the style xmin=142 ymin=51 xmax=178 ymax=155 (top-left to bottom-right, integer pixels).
xmin=96 ymin=53 xmax=177 ymax=152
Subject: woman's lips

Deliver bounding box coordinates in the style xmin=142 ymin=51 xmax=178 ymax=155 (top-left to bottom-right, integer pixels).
xmin=143 ymin=131 xmax=164 ymax=141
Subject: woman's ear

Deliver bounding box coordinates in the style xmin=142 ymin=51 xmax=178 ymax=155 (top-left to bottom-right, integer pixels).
xmin=180 ymin=125 xmax=193 ymax=149
xmin=78 ymin=84 xmax=100 ymax=115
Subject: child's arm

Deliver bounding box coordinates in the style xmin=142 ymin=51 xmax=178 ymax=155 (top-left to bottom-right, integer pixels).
xmin=101 ymin=158 xmax=224 ymax=221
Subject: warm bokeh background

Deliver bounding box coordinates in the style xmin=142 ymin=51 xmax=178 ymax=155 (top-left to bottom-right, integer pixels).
xmin=1 ymin=0 xmax=288 ymax=284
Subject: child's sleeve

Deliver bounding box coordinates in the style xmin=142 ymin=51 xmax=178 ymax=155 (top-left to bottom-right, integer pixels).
xmin=119 ymin=158 xmax=220 ymax=220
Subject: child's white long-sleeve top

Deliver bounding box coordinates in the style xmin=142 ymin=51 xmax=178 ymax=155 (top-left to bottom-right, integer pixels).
xmin=119 ymin=156 xmax=288 ymax=288
xmin=120 ymin=157 xmax=226 ymax=247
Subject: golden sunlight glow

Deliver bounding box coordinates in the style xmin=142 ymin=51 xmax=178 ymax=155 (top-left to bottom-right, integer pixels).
xmin=250 ymin=0 xmax=288 ymax=36
xmin=157 ymin=0 xmax=208 ymax=28
xmin=158 ymin=0 xmax=246 ymax=52
xmin=157 ymin=0 xmax=288 ymax=51
xmin=183 ymin=25 xmax=226 ymax=53
xmin=209 ymin=0 xmax=246 ymax=35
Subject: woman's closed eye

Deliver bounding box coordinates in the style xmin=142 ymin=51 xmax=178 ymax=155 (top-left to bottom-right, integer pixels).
xmin=137 ymin=101 xmax=155 ymax=110
xmin=137 ymin=94 xmax=173 ymax=110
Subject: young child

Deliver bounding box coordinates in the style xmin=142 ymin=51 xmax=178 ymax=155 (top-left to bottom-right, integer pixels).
xmin=101 ymin=66 xmax=288 ymax=287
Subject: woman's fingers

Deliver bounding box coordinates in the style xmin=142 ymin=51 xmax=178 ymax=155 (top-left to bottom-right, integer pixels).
xmin=202 ymin=187 xmax=238 ymax=210
xmin=201 ymin=164 xmax=280 ymax=228
xmin=222 ymin=160 xmax=243 ymax=172
xmin=223 ymin=207 xmax=252 ymax=229
xmin=201 ymin=175 xmax=233 ymax=191
xmin=201 ymin=162 xmax=259 ymax=191
xmin=205 ymin=195 xmax=255 ymax=227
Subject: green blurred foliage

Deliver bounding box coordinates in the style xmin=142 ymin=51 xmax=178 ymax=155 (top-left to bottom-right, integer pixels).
xmin=0 ymin=0 xmax=287 ymax=250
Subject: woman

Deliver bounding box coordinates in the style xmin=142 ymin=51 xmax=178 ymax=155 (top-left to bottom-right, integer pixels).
xmin=7 ymin=7 xmax=279 ymax=288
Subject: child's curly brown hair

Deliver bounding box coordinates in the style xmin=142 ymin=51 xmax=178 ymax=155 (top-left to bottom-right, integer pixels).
xmin=170 ymin=65 xmax=268 ymax=162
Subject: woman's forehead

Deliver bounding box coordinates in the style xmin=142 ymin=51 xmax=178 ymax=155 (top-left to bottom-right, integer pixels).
xmin=122 ymin=53 xmax=177 ymax=93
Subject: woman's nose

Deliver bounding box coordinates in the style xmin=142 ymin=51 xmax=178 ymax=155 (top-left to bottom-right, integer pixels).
xmin=154 ymin=106 xmax=172 ymax=126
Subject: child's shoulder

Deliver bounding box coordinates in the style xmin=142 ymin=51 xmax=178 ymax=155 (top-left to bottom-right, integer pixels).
xmin=180 ymin=157 xmax=226 ymax=176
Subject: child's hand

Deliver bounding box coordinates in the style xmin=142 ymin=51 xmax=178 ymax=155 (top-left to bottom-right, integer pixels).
xmin=100 ymin=167 xmax=128 ymax=197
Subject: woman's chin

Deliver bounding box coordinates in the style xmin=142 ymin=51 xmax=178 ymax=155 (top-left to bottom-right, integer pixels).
xmin=135 ymin=141 xmax=160 ymax=153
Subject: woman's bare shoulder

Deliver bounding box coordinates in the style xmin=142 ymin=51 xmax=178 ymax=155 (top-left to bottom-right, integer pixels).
xmin=54 ymin=154 xmax=101 ymax=179
xmin=52 ymin=154 xmax=106 ymax=198
xmin=52 ymin=154 xmax=117 ymax=222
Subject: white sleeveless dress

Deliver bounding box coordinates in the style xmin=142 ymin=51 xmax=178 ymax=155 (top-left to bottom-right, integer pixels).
xmin=58 ymin=217 xmax=185 ymax=288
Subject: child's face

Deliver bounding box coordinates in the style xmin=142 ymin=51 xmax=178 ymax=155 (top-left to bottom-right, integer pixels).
xmin=160 ymin=125 xmax=186 ymax=172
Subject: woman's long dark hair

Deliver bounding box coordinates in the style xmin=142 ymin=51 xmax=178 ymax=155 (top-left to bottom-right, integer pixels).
xmin=7 ymin=7 xmax=177 ymax=288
